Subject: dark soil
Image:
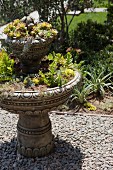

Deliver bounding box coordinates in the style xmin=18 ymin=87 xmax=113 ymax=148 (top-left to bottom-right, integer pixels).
xmin=59 ymin=93 xmax=113 ymax=116
xmin=85 ymin=93 xmax=113 ymax=115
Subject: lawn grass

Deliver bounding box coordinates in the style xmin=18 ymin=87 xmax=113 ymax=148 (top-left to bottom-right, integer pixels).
xmin=67 ymin=12 xmax=107 ymax=31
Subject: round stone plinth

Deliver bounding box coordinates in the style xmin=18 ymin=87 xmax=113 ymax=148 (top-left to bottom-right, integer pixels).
xmin=17 ymin=113 xmax=54 ymax=157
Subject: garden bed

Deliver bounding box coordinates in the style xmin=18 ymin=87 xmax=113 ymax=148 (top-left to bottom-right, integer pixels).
xmin=85 ymin=93 xmax=113 ymax=115
xmin=57 ymin=92 xmax=113 ymax=116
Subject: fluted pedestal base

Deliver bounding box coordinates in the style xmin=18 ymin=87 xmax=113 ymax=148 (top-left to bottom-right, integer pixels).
xmin=17 ymin=113 xmax=54 ymax=157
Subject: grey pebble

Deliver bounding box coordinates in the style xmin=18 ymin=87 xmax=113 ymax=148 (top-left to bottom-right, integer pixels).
xmin=0 ymin=108 xmax=113 ymax=169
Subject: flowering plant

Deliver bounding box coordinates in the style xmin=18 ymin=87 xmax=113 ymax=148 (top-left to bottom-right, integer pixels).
xmin=4 ymin=19 xmax=58 ymax=40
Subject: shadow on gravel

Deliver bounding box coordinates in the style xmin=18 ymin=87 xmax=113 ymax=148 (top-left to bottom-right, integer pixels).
xmin=0 ymin=136 xmax=84 ymax=170
xmin=54 ymin=136 xmax=84 ymax=169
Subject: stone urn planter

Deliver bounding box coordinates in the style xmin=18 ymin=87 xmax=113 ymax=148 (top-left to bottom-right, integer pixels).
xmin=3 ymin=18 xmax=58 ymax=74
xmin=0 ymin=17 xmax=81 ymax=157
xmin=0 ymin=71 xmax=80 ymax=157
xmin=6 ymin=37 xmax=54 ymax=60
xmin=6 ymin=37 xmax=55 ymax=74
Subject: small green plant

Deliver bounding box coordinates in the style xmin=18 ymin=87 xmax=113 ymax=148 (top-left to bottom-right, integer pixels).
xmin=85 ymin=68 xmax=113 ymax=98
xmin=69 ymin=84 xmax=92 ymax=111
xmin=84 ymin=102 xmax=96 ymax=111
xmin=0 ymin=49 xmax=14 ymax=81
xmin=38 ymin=52 xmax=77 ymax=87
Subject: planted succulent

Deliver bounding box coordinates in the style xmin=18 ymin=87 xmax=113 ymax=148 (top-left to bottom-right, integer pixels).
xmin=4 ymin=18 xmax=58 ymax=40
xmin=3 ymin=17 xmax=58 ymax=74
xmin=18 ymin=52 xmax=77 ymax=88
xmin=0 ymin=52 xmax=79 ymax=92
xmin=1 ymin=16 xmax=79 ymax=92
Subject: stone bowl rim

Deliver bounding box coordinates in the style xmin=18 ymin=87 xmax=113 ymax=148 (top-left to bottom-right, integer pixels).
xmin=0 ymin=71 xmax=81 ymax=113
xmin=5 ymin=35 xmax=56 ymax=45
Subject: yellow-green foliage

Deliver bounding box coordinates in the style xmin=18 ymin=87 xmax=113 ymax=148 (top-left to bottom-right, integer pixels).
xmin=0 ymin=49 xmax=14 ymax=81
xmin=23 ymin=52 xmax=78 ymax=88
xmin=4 ymin=19 xmax=58 ymax=39
xmin=84 ymin=102 xmax=96 ymax=111
xmin=38 ymin=52 xmax=76 ymax=87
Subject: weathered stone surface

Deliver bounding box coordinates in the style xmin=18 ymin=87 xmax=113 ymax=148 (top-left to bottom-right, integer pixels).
xmin=0 ymin=72 xmax=80 ymax=158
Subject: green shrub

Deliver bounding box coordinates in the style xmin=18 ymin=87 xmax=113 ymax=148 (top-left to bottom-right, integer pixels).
xmin=69 ymin=19 xmax=109 ymax=52
xmin=0 ymin=49 xmax=14 ymax=81
xmin=82 ymin=45 xmax=113 ymax=74
xmin=106 ymin=4 xmax=113 ymax=39
xmin=93 ymin=0 xmax=108 ymax=8
xmin=37 ymin=52 xmax=79 ymax=87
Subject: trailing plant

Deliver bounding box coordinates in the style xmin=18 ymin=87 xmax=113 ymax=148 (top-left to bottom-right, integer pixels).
xmin=0 ymin=49 xmax=14 ymax=81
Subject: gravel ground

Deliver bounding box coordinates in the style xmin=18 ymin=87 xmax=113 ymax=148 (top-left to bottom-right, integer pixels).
xmin=0 ymin=108 xmax=113 ymax=170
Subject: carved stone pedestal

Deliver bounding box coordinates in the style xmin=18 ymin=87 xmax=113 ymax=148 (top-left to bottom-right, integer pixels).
xmin=17 ymin=113 xmax=54 ymax=157
xmin=0 ymin=71 xmax=81 ymax=157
